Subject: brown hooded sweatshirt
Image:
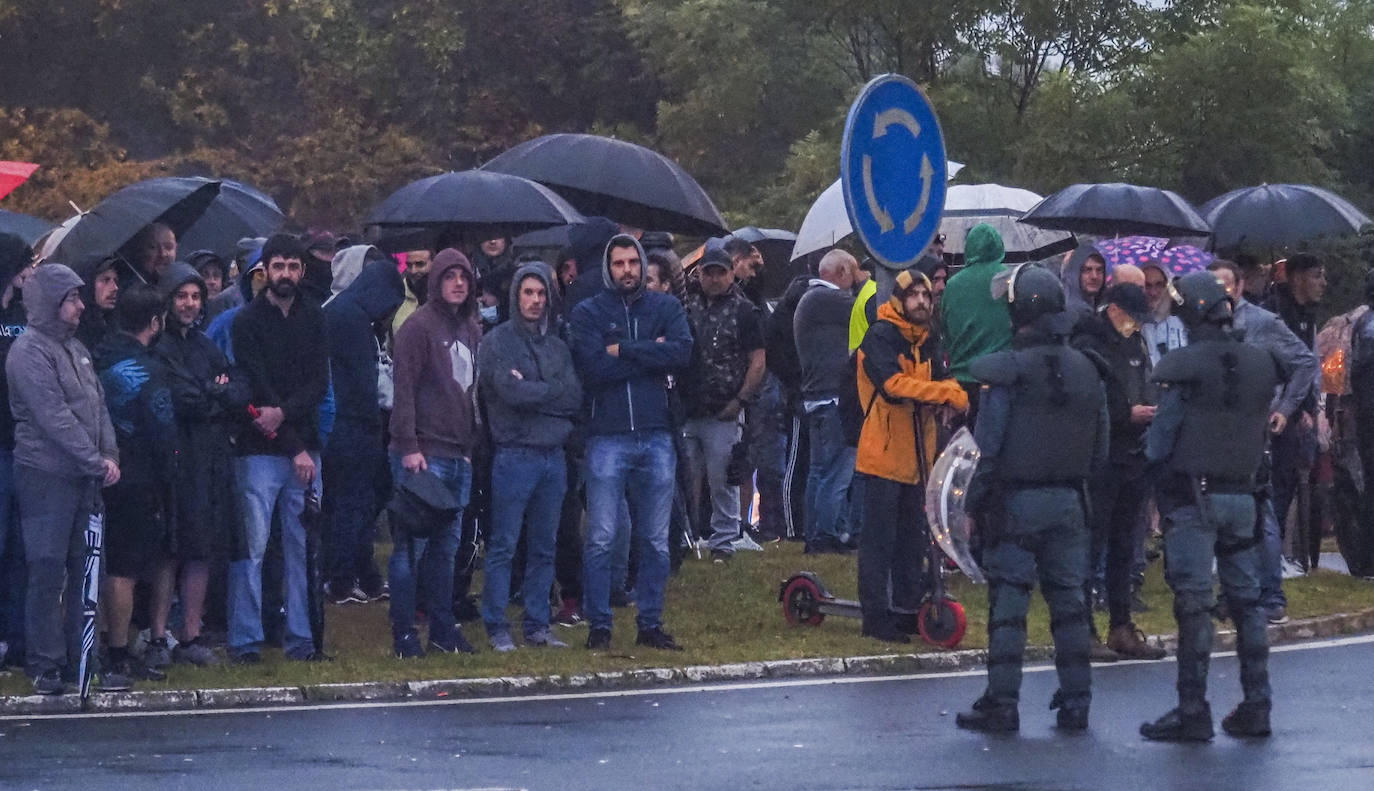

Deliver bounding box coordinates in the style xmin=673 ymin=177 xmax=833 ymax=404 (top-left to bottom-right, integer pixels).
xmin=388 ymin=249 xmax=482 ymax=460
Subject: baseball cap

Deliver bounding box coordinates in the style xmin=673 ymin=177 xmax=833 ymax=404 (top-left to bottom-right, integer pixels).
xmin=1102 ymin=282 xmax=1150 ymax=323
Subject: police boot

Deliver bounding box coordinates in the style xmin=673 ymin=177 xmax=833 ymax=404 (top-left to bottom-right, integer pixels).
xmin=1221 ymin=701 xmax=1271 ymax=738
xmin=1107 ymin=624 xmax=1166 ymax=660
xmin=1049 ymin=689 xmax=1088 ymax=731
xmin=1140 ymin=703 xmax=1214 ymax=742
xmin=956 ymin=695 xmax=1019 ymax=733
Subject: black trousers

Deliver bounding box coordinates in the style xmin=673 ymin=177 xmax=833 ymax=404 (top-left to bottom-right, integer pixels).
xmin=1087 ymin=461 xmax=1149 ymax=631
xmin=857 ymin=474 xmax=925 ymax=631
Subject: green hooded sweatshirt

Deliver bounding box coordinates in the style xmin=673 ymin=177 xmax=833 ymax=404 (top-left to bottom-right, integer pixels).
xmin=941 ymin=223 xmax=1011 ymax=384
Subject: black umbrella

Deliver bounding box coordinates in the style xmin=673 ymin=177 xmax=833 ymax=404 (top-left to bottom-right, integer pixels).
xmin=50 ymin=178 xmax=223 ymax=264
xmin=366 ymin=169 xmax=584 ymax=240
xmin=482 ymin=133 xmax=728 ymax=237
xmin=0 ymin=209 xmax=53 ymax=245
xmin=1019 ymin=183 xmax=1210 ymax=238
xmin=176 ymin=179 xmax=285 ymax=258
xmin=1202 ymin=184 xmax=1372 ymax=251
xmin=730 ymin=226 xmax=798 ymax=265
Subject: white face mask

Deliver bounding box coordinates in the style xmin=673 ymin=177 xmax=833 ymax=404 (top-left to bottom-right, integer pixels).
xmin=480 ymin=304 xmax=499 ymax=324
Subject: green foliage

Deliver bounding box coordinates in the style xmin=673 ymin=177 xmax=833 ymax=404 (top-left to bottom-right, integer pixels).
xmin=0 ymin=0 xmax=1371 ymax=241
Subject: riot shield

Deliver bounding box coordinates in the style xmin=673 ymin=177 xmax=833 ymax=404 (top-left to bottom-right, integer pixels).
xmin=925 ymin=427 xmax=986 ymax=583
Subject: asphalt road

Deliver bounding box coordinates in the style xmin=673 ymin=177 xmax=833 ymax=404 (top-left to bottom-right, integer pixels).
xmin=4 ymin=636 xmax=1374 ymax=791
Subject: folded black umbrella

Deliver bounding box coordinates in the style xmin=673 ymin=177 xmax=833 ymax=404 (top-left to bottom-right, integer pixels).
xmin=49 ymin=178 xmax=223 ymax=264
xmin=483 ymin=134 xmax=728 ymax=237
xmin=1202 ymin=183 xmax=1372 ymax=251
xmin=1019 ymin=183 xmax=1210 ymax=238
xmin=387 ymin=468 xmax=461 ymax=539
xmin=367 ymin=170 xmax=585 ymax=240
xmin=0 ymin=209 xmax=53 ymax=245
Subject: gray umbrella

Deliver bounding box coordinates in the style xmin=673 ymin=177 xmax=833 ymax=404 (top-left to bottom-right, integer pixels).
xmin=1202 ymin=184 xmax=1372 ymax=251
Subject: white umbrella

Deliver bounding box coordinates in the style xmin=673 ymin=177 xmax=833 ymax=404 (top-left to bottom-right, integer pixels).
xmin=791 ymin=161 xmax=965 ymax=260
xmin=941 ymin=184 xmax=1077 ymax=263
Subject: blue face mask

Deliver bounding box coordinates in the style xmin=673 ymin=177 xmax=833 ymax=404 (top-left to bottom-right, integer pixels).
xmin=480 ymin=304 xmax=499 ymax=324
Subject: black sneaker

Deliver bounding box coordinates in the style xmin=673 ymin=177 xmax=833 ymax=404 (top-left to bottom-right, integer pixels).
xmin=429 ymin=633 xmax=477 ymax=655
xmin=1221 ymin=701 xmax=1271 ymax=738
xmin=862 ymin=624 xmax=911 ymax=644
xmin=288 ymin=651 xmax=335 ymax=662
xmin=324 ymin=581 xmax=366 ymax=605
xmin=635 ymin=627 xmax=683 ymax=651
xmin=710 ymin=550 xmax=731 ymax=565
xmin=395 ymin=633 xmax=425 ymax=659
xmin=452 ymin=596 xmax=482 ymax=623
xmin=95 ymin=668 xmax=134 ymax=692
xmin=956 ymin=696 xmax=1019 ymax=732
xmin=121 ymin=657 xmax=166 ymax=682
xmin=889 ymin=611 xmax=919 ymax=635
xmin=32 ymin=670 xmax=64 ymax=696
xmin=586 ymin=628 xmax=612 ymax=650
xmin=1140 ymin=705 xmax=1214 ymax=742
xmin=231 ymin=651 xmax=262 ymax=665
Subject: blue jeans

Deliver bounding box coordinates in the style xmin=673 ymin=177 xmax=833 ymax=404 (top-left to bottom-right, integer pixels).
xmin=1258 ymin=491 xmax=1286 ymax=609
xmin=583 ymin=432 xmax=674 ymax=632
xmin=228 ymin=454 xmax=321 ymax=658
xmin=805 ymin=404 xmax=856 ymax=546
xmin=481 ymin=446 xmax=567 ymax=636
xmin=388 ymin=454 xmax=470 ymax=645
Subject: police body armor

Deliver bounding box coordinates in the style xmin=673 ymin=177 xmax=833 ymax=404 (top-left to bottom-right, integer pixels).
xmin=1152 ymin=338 xmax=1282 ymax=485
xmin=970 ymin=343 xmax=1104 ymax=483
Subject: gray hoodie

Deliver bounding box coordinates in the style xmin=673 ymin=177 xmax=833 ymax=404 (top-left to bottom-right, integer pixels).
xmin=477 ymin=262 xmax=582 ymax=448
xmin=6 ymin=263 xmax=118 ymax=478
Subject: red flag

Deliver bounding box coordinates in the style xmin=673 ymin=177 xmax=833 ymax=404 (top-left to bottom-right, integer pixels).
xmin=0 ymin=161 xmax=39 ymax=201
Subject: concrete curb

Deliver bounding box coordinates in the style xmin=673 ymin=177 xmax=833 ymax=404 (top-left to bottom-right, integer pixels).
xmin=6 ymin=608 xmax=1372 ymax=717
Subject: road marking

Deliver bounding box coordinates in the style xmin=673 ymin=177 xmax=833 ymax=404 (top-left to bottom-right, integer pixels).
xmin=7 ymin=632 xmax=1373 ymax=722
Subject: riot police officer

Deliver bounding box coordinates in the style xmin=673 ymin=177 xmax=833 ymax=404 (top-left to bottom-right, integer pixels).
xmin=956 ymin=264 xmax=1110 ymax=733
xmin=1140 ymin=270 xmax=1289 ymax=742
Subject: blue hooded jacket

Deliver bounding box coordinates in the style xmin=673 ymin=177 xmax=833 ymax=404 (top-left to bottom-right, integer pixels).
xmin=568 ymin=234 xmax=693 ymax=436
xmin=323 ymin=257 xmax=405 ymax=429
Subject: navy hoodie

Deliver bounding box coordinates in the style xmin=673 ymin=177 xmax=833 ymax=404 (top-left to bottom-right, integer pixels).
xmin=568 ymin=234 xmax=693 ymax=437
xmin=324 ymin=259 xmax=404 ymax=429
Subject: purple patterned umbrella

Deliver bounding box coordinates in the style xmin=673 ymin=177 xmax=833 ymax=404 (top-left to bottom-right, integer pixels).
xmin=1157 ymin=244 xmax=1214 ymax=277
xmin=1092 ymin=235 xmax=1167 ymax=272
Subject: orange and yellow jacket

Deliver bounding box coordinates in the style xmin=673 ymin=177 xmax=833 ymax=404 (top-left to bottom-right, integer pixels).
xmin=855 ymin=301 xmax=968 ymax=485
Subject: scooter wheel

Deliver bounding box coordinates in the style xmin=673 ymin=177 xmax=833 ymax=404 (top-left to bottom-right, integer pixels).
xmin=782 ymin=576 xmax=826 ymax=626
xmin=918 ymin=598 xmax=966 ymax=648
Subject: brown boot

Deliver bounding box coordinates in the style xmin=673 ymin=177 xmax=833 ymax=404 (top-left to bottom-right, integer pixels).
xmin=1107 ymin=624 xmax=1166 ymax=660
xmin=1089 ymin=634 xmax=1120 ymax=663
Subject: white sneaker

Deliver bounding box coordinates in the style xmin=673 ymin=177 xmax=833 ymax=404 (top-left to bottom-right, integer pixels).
xmin=732 ymin=533 xmax=764 ymax=552
xmin=1280 ymin=557 xmax=1306 ymax=579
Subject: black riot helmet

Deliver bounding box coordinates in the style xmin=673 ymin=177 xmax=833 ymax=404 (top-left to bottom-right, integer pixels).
xmin=1168 ymin=270 xmax=1232 ymax=327
xmin=1003 ymin=263 xmax=1065 ymax=328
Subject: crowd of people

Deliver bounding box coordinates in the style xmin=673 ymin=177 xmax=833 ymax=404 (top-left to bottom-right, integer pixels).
xmin=0 ymin=207 xmax=1334 ymax=742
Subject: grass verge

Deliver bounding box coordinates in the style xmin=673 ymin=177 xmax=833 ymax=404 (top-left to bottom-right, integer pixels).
xmin=3 ymin=540 xmax=1373 ymax=695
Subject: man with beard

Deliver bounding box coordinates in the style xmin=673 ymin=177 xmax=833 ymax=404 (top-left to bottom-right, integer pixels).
xmin=94 ymin=285 xmax=179 ymax=683
xmin=392 ymin=249 xmax=433 ymax=340
xmin=570 ymin=234 xmax=693 ymax=652
xmin=227 ymin=233 xmax=330 ymax=663
xmin=156 ymin=262 xmax=249 ymax=665
xmin=854 ymin=270 xmax=967 ymax=643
